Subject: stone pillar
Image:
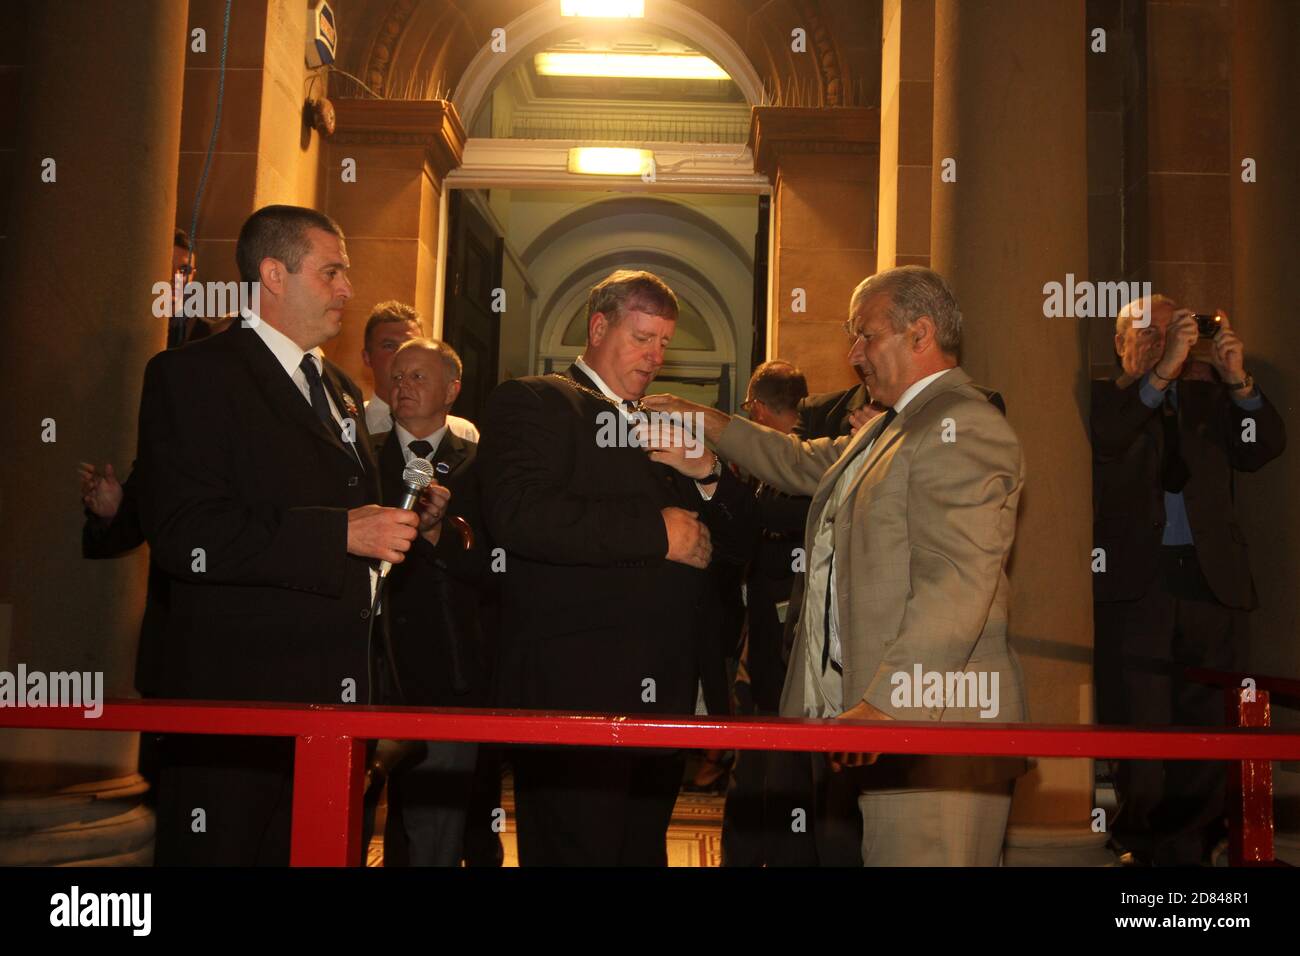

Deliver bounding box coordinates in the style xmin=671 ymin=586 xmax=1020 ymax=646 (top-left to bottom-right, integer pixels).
xmin=0 ymin=0 xmax=189 ymax=864
xmin=1229 ymin=0 xmax=1300 ymax=865
xmin=931 ymin=0 xmax=1107 ymax=864
xmin=324 ymin=99 xmax=465 ymax=390
xmin=877 ymin=0 xmax=934 ymax=271
xmin=750 ymin=107 xmax=879 ymax=393
xmin=177 ymin=0 xmax=328 ymax=291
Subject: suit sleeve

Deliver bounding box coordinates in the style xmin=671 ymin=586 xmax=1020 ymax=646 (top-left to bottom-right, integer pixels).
xmin=713 ymin=414 xmax=846 ymax=497
xmin=478 ymin=380 xmax=669 ymax=565
xmin=1091 ymin=378 xmax=1161 ymax=463
xmin=137 ymin=352 xmax=350 ymax=594
xmin=1228 ymin=389 xmax=1286 ymax=472
xmin=82 ymin=467 xmax=146 ymax=559
xmin=412 ymin=460 xmax=488 ymax=586
xmin=860 ymin=404 xmax=1023 ymax=717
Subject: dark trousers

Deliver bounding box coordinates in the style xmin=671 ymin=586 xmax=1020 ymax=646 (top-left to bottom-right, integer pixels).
xmin=511 ymin=746 xmax=684 ymax=866
xmin=154 ymin=735 xmax=295 ymax=866
xmin=383 ymin=741 xmax=477 ymax=867
xmin=464 ymin=746 xmax=506 ymax=867
xmin=1094 ymin=545 xmax=1246 ymax=866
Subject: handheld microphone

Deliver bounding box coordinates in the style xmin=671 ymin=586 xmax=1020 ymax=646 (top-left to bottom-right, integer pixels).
xmin=378 ymin=457 xmax=436 ymax=579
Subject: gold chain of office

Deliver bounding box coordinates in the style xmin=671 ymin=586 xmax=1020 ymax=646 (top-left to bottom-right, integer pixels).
xmin=549 ymin=374 xmax=647 ymax=414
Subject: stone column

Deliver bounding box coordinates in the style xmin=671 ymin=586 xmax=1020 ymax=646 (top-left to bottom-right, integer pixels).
xmin=324 ymin=99 xmax=465 ymax=389
xmin=750 ymin=107 xmax=878 ymax=393
xmin=930 ymin=0 xmax=1107 ymax=864
xmin=1229 ymin=0 xmax=1300 ymax=865
xmin=0 ymin=0 xmax=189 ymax=864
xmin=877 ymin=0 xmax=934 ymax=271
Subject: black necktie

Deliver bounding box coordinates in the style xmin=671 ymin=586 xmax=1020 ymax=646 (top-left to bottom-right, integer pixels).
xmin=1161 ymin=388 xmax=1189 ymax=493
xmin=822 ymin=406 xmax=899 ymax=673
xmin=408 ymin=439 xmax=433 ymax=460
xmin=299 ymin=355 xmax=335 ymax=433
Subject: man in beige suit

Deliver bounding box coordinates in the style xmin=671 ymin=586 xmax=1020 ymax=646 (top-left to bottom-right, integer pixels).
xmin=645 ymin=265 xmax=1027 ymax=865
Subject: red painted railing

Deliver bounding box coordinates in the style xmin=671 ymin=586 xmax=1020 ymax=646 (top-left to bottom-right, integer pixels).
xmin=4 ymin=693 xmax=1299 ymax=866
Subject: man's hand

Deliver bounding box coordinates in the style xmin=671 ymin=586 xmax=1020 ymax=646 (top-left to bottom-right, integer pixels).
xmin=414 ymin=482 xmax=452 ymax=545
xmin=662 ymin=507 xmax=712 ymax=569
xmin=847 ymin=403 xmax=886 ymax=436
xmin=1152 ymin=310 xmax=1198 ymax=383
xmin=78 ymin=462 xmax=123 ymax=519
xmin=828 ymin=697 xmax=894 ymax=772
xmin=641 ymin=394 xmax=731 ymax=445
xmin=1208 ymin=311 xmax=1248 ymax=384
xmin=346 ymin=505 xmax=419 ymax=565
xmin=644 ymin=421 xmax=716 ymax=479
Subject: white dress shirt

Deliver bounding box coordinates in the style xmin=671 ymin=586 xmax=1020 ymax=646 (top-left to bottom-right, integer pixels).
xmin=808 ymin=367 xmax=954 ymax=675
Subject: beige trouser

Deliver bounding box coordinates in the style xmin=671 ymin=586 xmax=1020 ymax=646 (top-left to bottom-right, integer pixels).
xmin=858 ymin=780 xmax=1014 ymax=866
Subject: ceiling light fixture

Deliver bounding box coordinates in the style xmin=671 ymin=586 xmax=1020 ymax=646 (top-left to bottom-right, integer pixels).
xmin=560 ymin=0 xmax=645 ymax=17
xmin=535 ymin=51 xmax=729 ymax=80
xmin=567 ymin=147 xmax=655 ymax=176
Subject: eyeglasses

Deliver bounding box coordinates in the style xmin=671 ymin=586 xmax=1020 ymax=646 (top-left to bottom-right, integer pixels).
xmin=740 ymin=398 xmax=758 ymax=414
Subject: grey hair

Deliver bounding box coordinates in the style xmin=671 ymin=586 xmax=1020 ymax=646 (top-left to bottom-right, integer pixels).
xmin=1115 ymin=293 xmax=1176 ymax=337
xmin=849 ymin=265 xmax=963 ymax=357
xmin=394 ymin=336 xmax=463 ymax=382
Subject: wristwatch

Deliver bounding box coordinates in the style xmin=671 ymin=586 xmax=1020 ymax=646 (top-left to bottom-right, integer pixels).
xmin=1223 ymin=373 xmax=1255 ymax=394
xmin=697 ymin=453 xmax=723 ymax=485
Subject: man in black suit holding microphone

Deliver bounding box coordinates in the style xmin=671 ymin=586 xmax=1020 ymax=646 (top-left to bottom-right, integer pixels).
xmin=136 ymin=204 xmax=442 ymax=866
xmin=478 ymin=269 xmax=746 ymax=866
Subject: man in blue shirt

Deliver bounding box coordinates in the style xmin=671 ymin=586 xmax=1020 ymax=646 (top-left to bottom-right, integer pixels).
xmin=1092 ymin=295 xmax=1285 ymax=866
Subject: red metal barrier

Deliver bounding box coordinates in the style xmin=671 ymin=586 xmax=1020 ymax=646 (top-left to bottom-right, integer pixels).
xmin=1185 ymin=670 xmax=1300 ymax=866
xmin=5 ymin=698 xmax=1300 ymax=866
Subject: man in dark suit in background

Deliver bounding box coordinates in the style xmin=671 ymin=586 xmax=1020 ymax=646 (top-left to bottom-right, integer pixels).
xmin=371 ymin=337 xmax=489 ymax=866
xmin=136 ymin=204 xmax=435 ymax=865
xmin=1093 ymin=295 xmax=1285 ymax=866
xmin=721 ymin=360 xmax=816 ymax=865
xmin=478 ymin=269 xmax=746 ymax=866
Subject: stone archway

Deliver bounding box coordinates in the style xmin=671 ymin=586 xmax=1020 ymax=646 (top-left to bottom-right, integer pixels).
xmin=448 ymin=0 xmax=767 ymax=126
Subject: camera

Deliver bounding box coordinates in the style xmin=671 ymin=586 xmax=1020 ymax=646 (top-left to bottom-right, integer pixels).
xmin=1194 ymin=313 xmax=1222 ymax=338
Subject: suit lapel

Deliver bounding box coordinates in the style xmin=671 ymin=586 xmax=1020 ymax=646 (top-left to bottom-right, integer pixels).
xmin=434 ymin=431 xmax=470 ymax=478
xmin=233 ymin=325 xmax=365 ymax=472
xmin=319 ymin=361 xmax=369 ymax=472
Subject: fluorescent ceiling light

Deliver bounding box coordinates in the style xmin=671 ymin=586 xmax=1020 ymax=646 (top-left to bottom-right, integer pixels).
xmin=560 ymin=0 xmax=645 ymax=17
xmin=535 ymin=51 xmax=730 ymax=81
xmin=568 ymin=147 xmax=654 ymax=176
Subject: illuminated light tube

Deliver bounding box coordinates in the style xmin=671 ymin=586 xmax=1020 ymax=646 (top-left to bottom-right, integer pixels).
xmin=560 ymin=0 xmax=645 ymax=17
xmin=567 ymin=147 xmax=655 ymax=176
xmin=535 ymin=51 xmax=730 ymax=81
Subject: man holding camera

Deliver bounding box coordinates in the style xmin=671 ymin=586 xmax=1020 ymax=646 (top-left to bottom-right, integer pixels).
xmin=1092 ymin=296 xmax=1286 ymax=866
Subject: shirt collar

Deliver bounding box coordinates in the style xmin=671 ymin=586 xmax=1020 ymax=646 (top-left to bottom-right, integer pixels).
xmin=247 ymin=313 xmax=325 ymax=379
xmin=893 ymin=367 xmax=954 ymax=414
xmin=395 ymin=420 xmax=448 ymax=460
xmin=575 ymin=356 xmax=626 ymax=404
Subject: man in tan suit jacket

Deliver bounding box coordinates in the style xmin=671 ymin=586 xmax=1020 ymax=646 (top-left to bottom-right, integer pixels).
xmin=645 ymin=265 xmax=1027 ymax=865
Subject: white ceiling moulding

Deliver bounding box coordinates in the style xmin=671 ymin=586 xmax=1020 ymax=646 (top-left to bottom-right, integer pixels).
xmin=449 ymin=138 xmax=769 ymax=194
xmin=453 ymin=0 xmax=765 ymax=131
